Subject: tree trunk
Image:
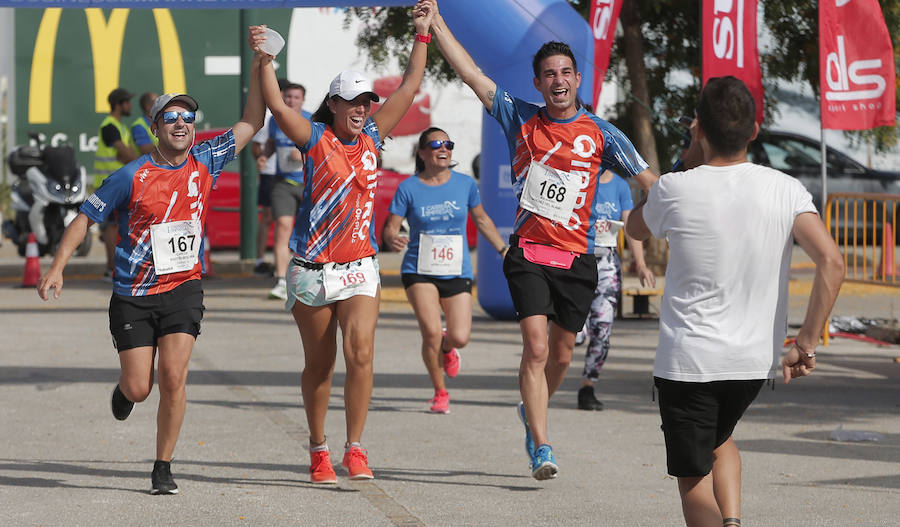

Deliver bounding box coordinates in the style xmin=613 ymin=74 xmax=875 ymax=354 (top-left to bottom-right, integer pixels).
xmin=620 ymin=0 xmax=660 ymax=175
xmin=620 ymin=0 xmax=667 ymax=274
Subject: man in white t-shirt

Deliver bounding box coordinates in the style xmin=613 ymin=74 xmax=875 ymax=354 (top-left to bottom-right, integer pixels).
xmin=626 ymin=76 xmax=844 ymax=527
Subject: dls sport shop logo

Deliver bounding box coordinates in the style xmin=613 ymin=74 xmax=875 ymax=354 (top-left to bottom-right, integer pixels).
xmin=823 ymin=35 xmax=886 ymax=102
xmin=29 ymin=8 xmax=186 ymax=124
xmin=819 ymin=0 xmax=896 ymax=129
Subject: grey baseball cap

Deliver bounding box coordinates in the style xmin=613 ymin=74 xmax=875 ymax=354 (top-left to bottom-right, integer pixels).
xmin=149 ymin=93 xmax=199 ymax=122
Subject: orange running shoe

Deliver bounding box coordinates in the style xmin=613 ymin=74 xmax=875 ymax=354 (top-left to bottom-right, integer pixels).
xmin=309 ymin=448 xmax=337 ymax=485
xmin=341 ymin=446 xmax=374 ymax=480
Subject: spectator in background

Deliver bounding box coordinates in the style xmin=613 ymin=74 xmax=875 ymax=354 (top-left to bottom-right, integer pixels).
xmin=95 ymin=88 xmax=138 ymax=282
xmin=250 ymin=78 xmax=290 ymax=277
xmin=131 ymin=92 xmax=159 ymax=156
xmin=266 ymin=82 xmax=312 ymax=300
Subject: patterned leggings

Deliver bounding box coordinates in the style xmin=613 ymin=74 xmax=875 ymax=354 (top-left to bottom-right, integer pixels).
xmin=582 ymin=247 xmax=621 ymax=382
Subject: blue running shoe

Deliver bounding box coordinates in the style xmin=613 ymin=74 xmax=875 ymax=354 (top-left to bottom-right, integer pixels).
xmin=517 ymin=402 xmax=535 ymax=467
xmin=531 ymin=444 xmax=558 ymax=480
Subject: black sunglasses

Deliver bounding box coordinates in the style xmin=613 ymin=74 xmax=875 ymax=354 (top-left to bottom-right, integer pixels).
xmin=427 ymin=140 xmax=454 ymax=150
xmin=161 ymin=111 xmax=196 ymax=124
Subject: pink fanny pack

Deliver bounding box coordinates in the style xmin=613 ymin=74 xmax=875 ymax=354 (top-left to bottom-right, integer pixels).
xmin=517 ymin=237 xmax=577 ymax=269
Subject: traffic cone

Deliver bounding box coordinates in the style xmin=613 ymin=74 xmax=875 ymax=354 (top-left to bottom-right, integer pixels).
xmin=877 ymin=223 xmax=895 ymax=279
xmin=22 ymin=233 xmax=41 ymax=287
xmin=201 ymin=234 xmax=214 ymax=277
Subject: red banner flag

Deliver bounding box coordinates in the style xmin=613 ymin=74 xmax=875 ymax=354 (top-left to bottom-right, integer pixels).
xmin=590 ymin=0 xmax=623 ymax=110
xmin=819 ymin=0 xmax=896 ymax=130
xmin=702 ymin=0 xmax=764 ymax=124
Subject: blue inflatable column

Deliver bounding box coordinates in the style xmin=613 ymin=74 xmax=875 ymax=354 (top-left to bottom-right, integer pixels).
xmin=442 ymin=0 xmax=593 ymax=319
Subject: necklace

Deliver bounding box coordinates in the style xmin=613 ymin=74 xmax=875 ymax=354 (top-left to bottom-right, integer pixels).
xmin=155 ymin=146 xmax=176 ymax=167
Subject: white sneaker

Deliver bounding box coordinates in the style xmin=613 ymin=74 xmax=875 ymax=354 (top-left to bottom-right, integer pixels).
xmin=268 ymin=278 xmax=287 ymax=300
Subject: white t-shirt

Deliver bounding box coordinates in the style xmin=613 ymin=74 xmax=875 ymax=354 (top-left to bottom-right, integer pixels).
xmin=252 ymin=112 xmax=276 ymax=176
xmin=642 ymin=163 xmax=817 ymax=382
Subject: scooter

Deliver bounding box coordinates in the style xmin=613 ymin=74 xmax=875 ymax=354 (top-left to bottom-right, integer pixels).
xmin=2 ymin=133 xmax=91 ymax=257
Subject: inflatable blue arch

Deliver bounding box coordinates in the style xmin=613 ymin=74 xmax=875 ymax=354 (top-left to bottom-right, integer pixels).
xmin=10 ymin=0 xmax=593 ymax=318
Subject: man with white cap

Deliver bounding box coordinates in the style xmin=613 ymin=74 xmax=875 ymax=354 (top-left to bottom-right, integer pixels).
xmin=37 ymin=26 xmax=270 ymax=495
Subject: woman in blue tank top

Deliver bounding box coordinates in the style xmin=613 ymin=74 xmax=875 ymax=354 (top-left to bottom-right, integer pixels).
xmin=383 ymin=127 xmax=508 ymax=414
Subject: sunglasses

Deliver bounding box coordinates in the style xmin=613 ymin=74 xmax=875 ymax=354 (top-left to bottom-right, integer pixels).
xmin=160 ymin=111 xmax=196 ymax=124
xmin=427 ymin=140 xmax=454 ymax=150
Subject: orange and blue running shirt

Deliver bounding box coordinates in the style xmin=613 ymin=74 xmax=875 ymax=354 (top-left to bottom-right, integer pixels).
xmin=289 ymin=119 xmax=382 ymax=263
xmin=81 ymin=130 xmax=236 ymax=296
xmin=490 ymin=87 xmax=649 ymax=254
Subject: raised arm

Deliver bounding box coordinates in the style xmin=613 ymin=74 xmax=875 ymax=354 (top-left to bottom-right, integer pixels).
xmin=231 ymin=27 xmax=268 ymax=154
xmin=256 ymin=33 xmax=312 ymax=148
xmin=781 ymin=211 xmax=845 ymax=383
xmin=372 ymin=1 xmax=433 ymax=137
xmin=430 ymin=1 xmax=497 ymax=111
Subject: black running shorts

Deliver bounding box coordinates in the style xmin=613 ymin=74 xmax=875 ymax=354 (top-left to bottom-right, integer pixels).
xmin=654 ymin=377 xmax=765 ymax=477
xmin=401 ymin=273 xmax=473 ymax=298
xmin=258 ymin=173 xmax=275 ymax=207
xmin=109 ymin=280 xmax=204 ymax=352
xmin=502 ymin=236 xmax=597 ymax=333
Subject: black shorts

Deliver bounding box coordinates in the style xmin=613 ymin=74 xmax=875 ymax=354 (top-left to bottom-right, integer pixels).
xmin=654 ymin=377 xmax=765 ymax=478
xmin=109 ymin=280 xmax=204 ymax=352
xmin=258 ymin=174 xmax=275 ymax=207
xmin=401 ymin=273 xmax=473 ymax=298
xmin=502 ymin=236 xmax=597 ymax=333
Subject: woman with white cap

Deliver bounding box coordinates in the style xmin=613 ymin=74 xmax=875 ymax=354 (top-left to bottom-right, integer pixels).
xmin=255 ymin=0 xmax=434 ymax=484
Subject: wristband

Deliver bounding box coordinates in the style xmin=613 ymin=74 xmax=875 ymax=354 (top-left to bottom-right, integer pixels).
xmin=498 ymin=244 xmax=509 ymax=255
xmin=415 ymin=33 xmax=432 ymax=44
xmin=796 ymin=342 xmax=816 ymax=359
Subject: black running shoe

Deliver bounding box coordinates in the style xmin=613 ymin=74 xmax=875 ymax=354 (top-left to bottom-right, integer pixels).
xmin=577 ymin=386 xmax=604 ymax=411
xmin=111 ymin=385 xmax=134 ymax=421
xmin=151 ymin=460 xmax=179 ymax=495
xmin=253 ymin=261 xmax=274 ymax=276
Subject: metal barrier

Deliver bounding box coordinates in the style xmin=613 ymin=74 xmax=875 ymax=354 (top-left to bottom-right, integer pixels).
xmin=824 ymin=192 xmax=898 ymax=286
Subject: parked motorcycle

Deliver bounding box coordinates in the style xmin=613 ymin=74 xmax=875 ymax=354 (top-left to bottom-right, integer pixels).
xmin=2 ymin=133 xmax=91 ymax=257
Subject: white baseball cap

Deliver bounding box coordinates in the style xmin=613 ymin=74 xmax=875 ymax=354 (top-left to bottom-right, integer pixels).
xmin=328 ymin=71 xmax=380 ymax=102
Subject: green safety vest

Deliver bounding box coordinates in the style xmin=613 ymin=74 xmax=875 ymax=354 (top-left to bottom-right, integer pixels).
xmin=131 ymin=115 xmax=158 ymax=155
xmin=94 ymin=115 xmax=133 ymax=188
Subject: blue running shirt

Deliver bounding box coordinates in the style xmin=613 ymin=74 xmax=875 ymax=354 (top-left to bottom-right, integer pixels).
xmin=388 ymin=171 xmax=480 ymax=279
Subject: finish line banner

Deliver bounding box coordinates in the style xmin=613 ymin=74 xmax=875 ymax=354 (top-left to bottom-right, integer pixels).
xmin=819 ymin=0 xmax=896 ymax=130
xmin=701 ymin=0 xmax=764 ymax=124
